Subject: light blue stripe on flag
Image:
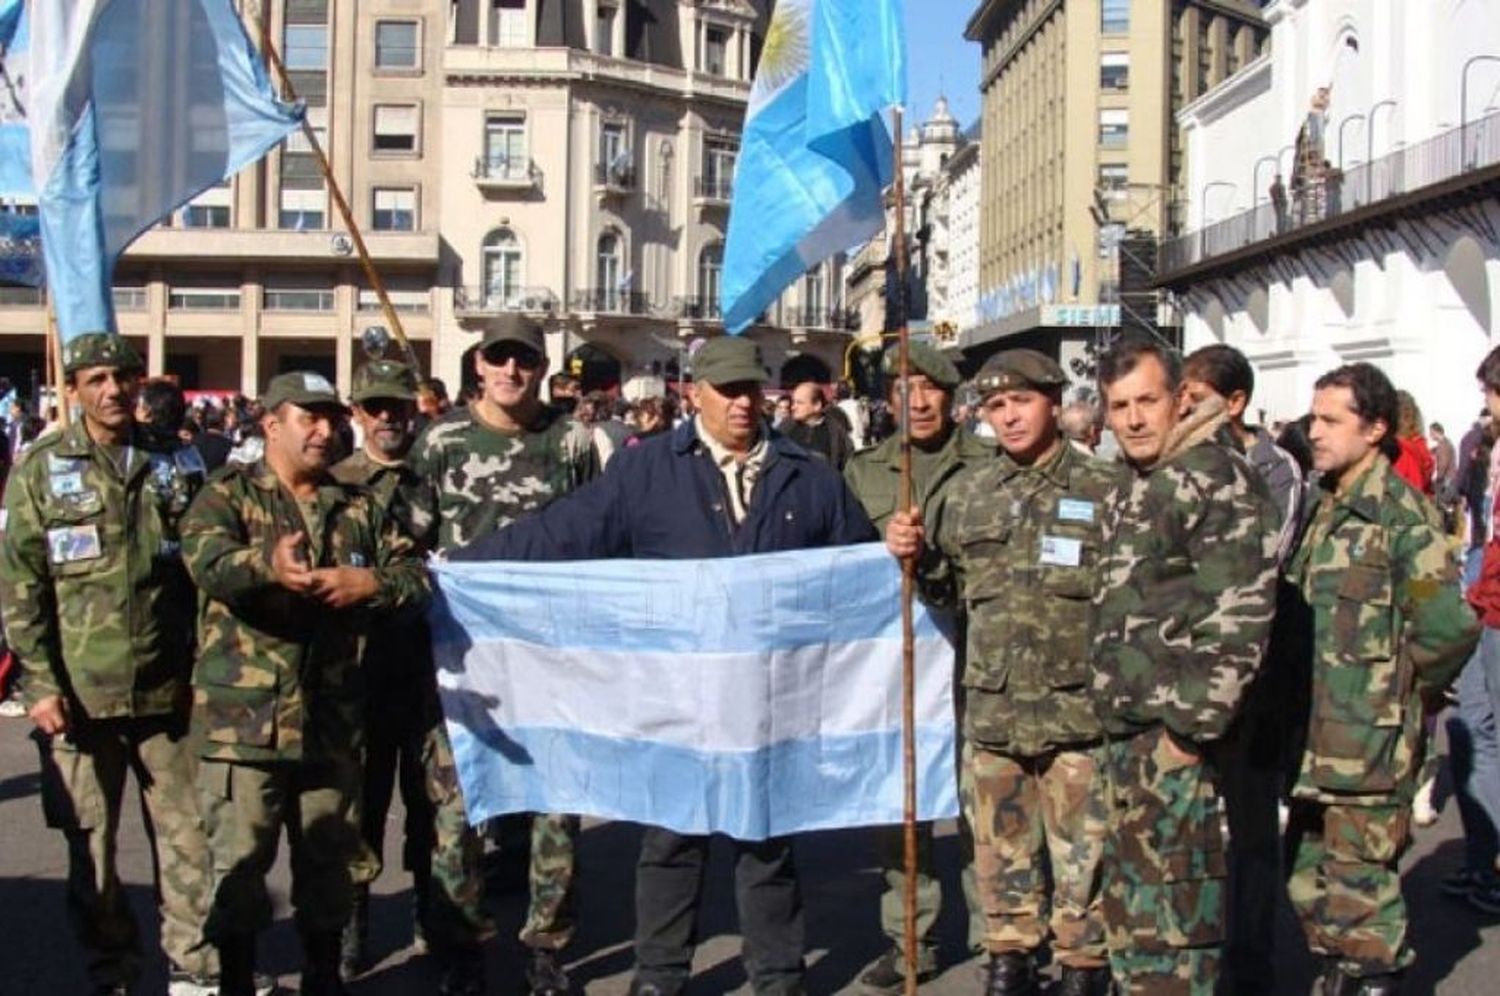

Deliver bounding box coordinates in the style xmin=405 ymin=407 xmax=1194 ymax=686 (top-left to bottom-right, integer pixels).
xmin=430 ymin=543 xmax=960 ymax=840
xmin=720 ymin=0 xmax=905 ymax=333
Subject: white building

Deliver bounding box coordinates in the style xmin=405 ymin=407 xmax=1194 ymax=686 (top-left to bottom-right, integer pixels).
xmin=1166 ymin=0 xmax=1500 ymax=435
xmin=944 ymin=129 xmax=983 ymax=338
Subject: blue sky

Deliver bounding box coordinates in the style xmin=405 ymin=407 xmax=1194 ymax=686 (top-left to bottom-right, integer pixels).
xmin=906 ymin=1 xmax=981 ymax=130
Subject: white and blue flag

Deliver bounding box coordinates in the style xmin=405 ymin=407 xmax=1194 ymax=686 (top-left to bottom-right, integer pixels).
xmin=430 ymin=544 xmax=959 ymax=840
xmin=720 ymin=0 xmax=905 ymax=333
xmin=5 ymin=0 xmax=300 ymax=340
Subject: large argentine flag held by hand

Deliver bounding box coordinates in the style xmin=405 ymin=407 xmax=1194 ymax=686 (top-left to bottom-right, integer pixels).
xmin=24 ymin=0 xmax=301 ymax=341
xmin=720 ymin=0 xmax=905 ymax=333
xmin=430 ymin=544 xmax=959 ymax=840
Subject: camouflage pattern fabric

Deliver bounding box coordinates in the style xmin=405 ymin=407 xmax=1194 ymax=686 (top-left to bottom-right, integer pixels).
xmin=1285 ymin=801 xmax=1413 ymax=977
xmin=409 ymin=405 xmax=596 ymax=953
xmin=1100 ymin=728 xmax=1227 ymax=995
xmin=1091 ymin=401 xmax=1280 ymax=744
xmin=179 ymin=460 xmax=430 ymax=764
xmin=1286 ymin=455 xmax=1478 ymax=805
xmin=35 ymin=716 xmax=217 ymax=986
xmin=0 ymin=419 xmax=204 ymax=715
xmin=845 ymin=427 xmax=992 ymax=961
xmin=196 ymin=756 xmax=364 ymax=939
xmin=969 ymin=743 xmax=1108 ymax=965
xmin=932 ymin=442 xmax=1117 ymax=753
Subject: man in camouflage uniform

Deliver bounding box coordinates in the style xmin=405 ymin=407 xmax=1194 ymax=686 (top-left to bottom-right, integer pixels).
xmin=330 ymin=359 xmax=437 ymax=979
xmin=1286 ymin=363 xmax=1479 ymax=995
xmin=181 ymin=371 xmax=430 ymax=996
xmin=888 ymin=350 xmax=1116 ymax=996
xmin=1091 ymin=338 xmax=1280 ymax=995
xmin=408 ymin=313 xmax=596 ymax=995
xmin=845 ymin=343 xmax=991 ymax=993
xmin=0 ymin=333 xmax=217 ymax=996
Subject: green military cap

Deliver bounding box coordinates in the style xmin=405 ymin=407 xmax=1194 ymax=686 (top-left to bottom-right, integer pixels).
xmin=974 ymin=349 xmax=1068 ymax=397
xmin=62 ymin=332 xmax=143 ymax=374
xmin=480 ymin=313 xmax=545 ymax=354
xmin=693 ymin=336 xmax=768 ymax=386
xmin=881 ymin=340 xmax=962 ymax=390
xmin=262 ymin=370 xmax=348 ymax=413
xmin=351 ymin=359 xmax=418 ymax=404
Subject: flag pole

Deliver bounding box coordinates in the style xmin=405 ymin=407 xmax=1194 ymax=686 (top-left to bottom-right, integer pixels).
xmin=889 ymin=106 xmax=919 ymax=996
xmin=247 ymin=5 xmax=422 ymax=377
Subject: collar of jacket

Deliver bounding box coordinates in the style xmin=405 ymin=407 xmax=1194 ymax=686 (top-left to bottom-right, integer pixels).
xmin=995 ymin=436 xmax=1080 ymax=487
xmin=54 ymin=419 xmax=168 ymax=469
xmin=245 ymin=459 xmax=350 ymax=507
xmin=1321 ymin=452 xmax=1393 ymax=524
xmin=1139 ymin=394 xmax=1228 ymax=472
xmin=868 ymin=425 xmax=994 ymax=472
xmin=670 ymin=417 xmax=809 ymax=463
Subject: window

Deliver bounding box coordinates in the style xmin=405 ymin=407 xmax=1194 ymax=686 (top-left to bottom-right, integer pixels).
xmin=1101 ymin=0 xmax=1129 ymax=34
xmin=1100 ymin=52 xmax=1129 ymax=90
xmin=180 ymin=205 xmax=230 ymax=228
xmin=491 ymin=0 xmax=528 ymax=48
xmin=483 ymin=113 xmax=527 ymax=177
xmin=704 ymin=26 xmax=728 ymax=76
xmin=372 ymin=188 xmax=416 ymax=231
xmin=595 ymin=3 xmax=617 ymax=56
xmin=1098 ymin=163 xmax=1128 ymax=197
xmin=263 ymin=284 xmax=335 ymax=311
xmin=358 ymin=287 xmax=430 ymax=313
xmin=373 ymin=104 xmax=418 ymax=153
xmin=698 ymin=243 xmax=723 ymax=316
xmin=598 ymin=122 xmax=631 ymax=184
xmin=702 ymin=138 xmax=737 ymax=199
xmin=286 ymin=106 xmax=327 ymax=156
xmin=375 ymin=21 xmax=419 ymax=70
xmin=596 ymin=232 xmax=622 ymax=308
xmin=1098 ymin=109 xmax=1128 ymax=149
xmin=279 ymin=188 xmax=325 ymax=230
xmin=803 ymin=267 xmax=824 ymax=322
xmin=482 ymin=228 xmax=523 ymax=307
xmin=169 ymin=287 xmax=241 ymax=310
xmin=284 ymin=24 xmax=328 ymax=70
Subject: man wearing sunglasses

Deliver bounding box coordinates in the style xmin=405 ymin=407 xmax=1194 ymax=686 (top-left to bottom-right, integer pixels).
xmin=408 ymin=314 xmax=597 ymax=996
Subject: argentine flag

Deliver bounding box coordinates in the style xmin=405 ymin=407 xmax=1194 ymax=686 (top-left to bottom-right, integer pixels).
xmin=10 ymin=0 xmax=301 ymax=341
xmin=721 ymin=0 xmax=905 ymax=333
xmin=430 ymin=544 xmax=959 ymax=840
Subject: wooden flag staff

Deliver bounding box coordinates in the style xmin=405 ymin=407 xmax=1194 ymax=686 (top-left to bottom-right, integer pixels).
xmin=889 ymin=106 xmax=920 ymax=996
xmin=248 ymin=6 xmax=422 ymax=376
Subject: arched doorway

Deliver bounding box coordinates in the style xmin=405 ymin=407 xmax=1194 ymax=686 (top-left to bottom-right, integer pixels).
xmin=565 ymin=342 xmax=623 ymax=394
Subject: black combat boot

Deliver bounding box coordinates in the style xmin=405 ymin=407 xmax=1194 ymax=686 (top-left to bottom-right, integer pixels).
xmin=216 ymin=934 xmax=258 ymax=996
xmin=300 ymin=930 xmax=349 ymax=996
xmin=984 ymin=951 xmax=1039 ymax=996
xmin=339 ymin=886 xmax=369 ymax=982
xmin=527 ymin=948 xmax=572 ymax=995
xmin=1056 ymin=964 xmax=1112 ymax=996
xmin=412 ymin=864 xmax=433 ymax=954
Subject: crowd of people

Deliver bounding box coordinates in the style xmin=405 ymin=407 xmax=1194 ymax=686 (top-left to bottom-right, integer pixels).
xmin=0 ymin=317 xmax=1495 ymax=996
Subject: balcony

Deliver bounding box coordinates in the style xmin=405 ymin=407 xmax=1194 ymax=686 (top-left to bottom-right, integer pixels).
xmin=571 ymin=288 xmax=651 ymax=316
xmin=693 ymin=176 xmax=733 ymax=207
xmin=452 ymin=286 xmax=558 ymax=319
xmin=785 ymin=306 xmax=858 ymax=331
xmin=593 ymin=162 xmax=637 ymax=198
xmin=1159 ymin=109 xmax=1500 ymax=288
xmin=472 ymin=156 xmax=541 ymax=194
xmin=675 ymin=296 xmax=723 ymax=322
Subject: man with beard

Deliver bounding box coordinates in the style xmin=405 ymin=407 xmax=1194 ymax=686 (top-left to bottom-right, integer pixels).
xmin=330 ymin=360 xmax=438 ymax=979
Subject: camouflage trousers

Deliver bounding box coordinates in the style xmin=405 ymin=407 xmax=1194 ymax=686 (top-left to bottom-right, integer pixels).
xmin=1101 ymin=728 xmax=1227 ymax=995
xmin=423 ymin=714 xmax=580 ymax=952
xmin=1285 ymin=800 xmax=1414 ymax=976
xmin=968 ymin=743 xmax=1109 ymax=966
xmin=197 ymin=755 xmax=363 ymax=938
xmin=33 ymin=716 xmax=217 ymax=987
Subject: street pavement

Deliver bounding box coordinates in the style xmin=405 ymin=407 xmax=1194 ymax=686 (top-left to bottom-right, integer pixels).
xmin=1 ymin=716 xmax=1497 ymax=994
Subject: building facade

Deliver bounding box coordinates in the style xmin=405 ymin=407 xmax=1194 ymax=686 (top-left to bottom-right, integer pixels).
xmin=1164 ymin=0 xmax=1500 ymax=435
xmin=962 ymin=0 xmax=1267 ymax=376
xmin=0 ymin=0 xmax=858 ymax=399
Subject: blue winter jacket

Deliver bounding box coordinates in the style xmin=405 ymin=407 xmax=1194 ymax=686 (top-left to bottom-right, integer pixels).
xmin=449 ymin=419 xmax=876 ymax=561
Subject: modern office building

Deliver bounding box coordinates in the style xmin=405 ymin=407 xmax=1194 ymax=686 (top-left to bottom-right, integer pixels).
xmin=961 ymin=0 xmax=1268 ymax=376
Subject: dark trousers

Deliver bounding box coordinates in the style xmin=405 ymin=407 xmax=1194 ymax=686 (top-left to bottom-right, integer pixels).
xmin=634 ymin=827 xmax=805 ymax=994
xmin=361 ymin=703 xmax=434 ymax=888
xmin=1214 ymin=718 xmax=1286 ymax=995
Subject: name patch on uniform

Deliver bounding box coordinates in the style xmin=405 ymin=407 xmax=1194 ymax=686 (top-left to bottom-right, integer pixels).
xmin=47 ymin=524 xmax=102 ymax=565
xmin=1039 ymin=535 xmax=1083 ymax=568
xmin=48 ymin=471 xmax=86 ymax=496
xmin=1057 ymin=498 xmax=1095 ymax=524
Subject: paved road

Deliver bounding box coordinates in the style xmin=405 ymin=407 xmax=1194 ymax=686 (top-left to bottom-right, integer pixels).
xmin=1 ymin=716 xmax=1497 ymax=994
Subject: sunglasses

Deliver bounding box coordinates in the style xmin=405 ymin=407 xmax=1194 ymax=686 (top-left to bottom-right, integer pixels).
xmin=481 ymin=342 xmax=544 ymax=369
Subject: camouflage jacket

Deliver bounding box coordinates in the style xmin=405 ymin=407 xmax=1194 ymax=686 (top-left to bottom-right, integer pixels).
xmin=408 ymin=404 xmax=596 ymax=552
xmin=1092 ymin=400 xmax=1280 ymax=744
xmin=0 ymin=420 xmax=205 ymax=718
xmin=934 ymin=442 xmax=1119 ymax=754
xmin=1287 ymin=455 xmax=1479 ymax=804
xmin=180 ymin=461 xmax=430 ymax=763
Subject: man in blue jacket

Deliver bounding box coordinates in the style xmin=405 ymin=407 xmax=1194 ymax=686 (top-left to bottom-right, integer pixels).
xmin=452 ymin=335 xmax=875 ymax=995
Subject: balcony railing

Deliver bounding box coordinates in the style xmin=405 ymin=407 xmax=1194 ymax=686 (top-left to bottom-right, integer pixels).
xmin=1162 ymin=109 xmax=1500 ymax=276
xmin=785 ymin=306 xmax=858 ymax=331
xmin=453 ymin=286 xmax=557 ymax=314
xmin=472 ymin=156 xmax=540 ymax=189
xmin=593 ymin=162 xmax=637 ymax=191
xmin=676 ymin=295 xmax=722 ymax=321
xmin=572 ymin=288 xmax=651 ymax=315
xmin=0 ymin=286 xmax=43 ymax=306
xmin=693 ymin=176 xmax=733 ymax=202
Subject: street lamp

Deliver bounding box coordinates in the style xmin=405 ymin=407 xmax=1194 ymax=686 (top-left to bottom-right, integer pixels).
xmin=1252 ymin=154 xmax=1281 ymax=203
xmin=1462 ymin=54 xmax=1500 ymax=164
xmin=1337 ymin=113 xmax=1365 ymax=170
xmin=1200 ymin=180 xmax=1236 ymax=227
xmin=1367 ymin=99 xmax=1398 ymax=203
xmin=1277 ymin=143 xmax=1296 ymax=179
